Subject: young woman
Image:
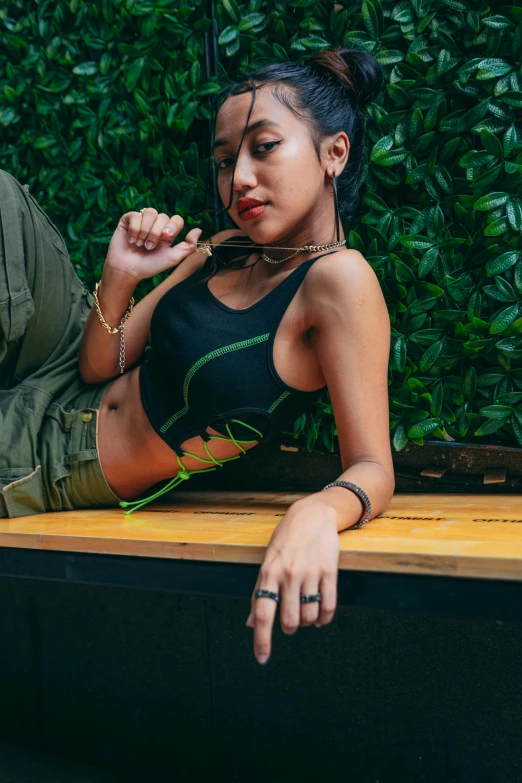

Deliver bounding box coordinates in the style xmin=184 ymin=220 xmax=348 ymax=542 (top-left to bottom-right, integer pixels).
xmin=0 ymin=46 xmax=394 ymax=663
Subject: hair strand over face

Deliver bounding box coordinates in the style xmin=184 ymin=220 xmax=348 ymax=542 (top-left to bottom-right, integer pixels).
xmin=187 ymin=45 xmax=384 ymax=284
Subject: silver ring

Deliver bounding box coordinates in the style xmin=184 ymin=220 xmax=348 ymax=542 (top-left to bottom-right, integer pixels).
xmin=300 ymin=593 xmax=322 ymax=603
xmin=254 ymin=589 xmax=280 ymax=603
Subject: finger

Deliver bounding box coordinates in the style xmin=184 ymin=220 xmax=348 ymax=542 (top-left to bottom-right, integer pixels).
xmin=315 ymin=570 xmax=338 ymax=628
xmin=135 ymin=207 xmax=159 ymax=246
xmin=279 ymin=572 xmax=302 ymax=636
xmin=160 ymin=214 xmax=190 ymax=243
xmin=143 ymin=213 xmax=175 ymax=251
xmin=251 ymin=573 xmax=279 ymax=665
xmin=183 ymin=226 xmax=203 ymax=249
xmin=125 ymin=212 xmax=143 ymax=245
xmin=165 ymin=229 xmax=204 ymax=269
xmin=299 ymin=575 xmax=322 ymax=627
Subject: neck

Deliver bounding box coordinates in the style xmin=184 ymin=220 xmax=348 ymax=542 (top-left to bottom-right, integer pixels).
xmin=261 ymin=230 xmax=345 ymax=263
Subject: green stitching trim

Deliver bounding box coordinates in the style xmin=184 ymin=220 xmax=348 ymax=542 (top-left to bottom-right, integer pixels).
xmin=160 ymin=333 xmax=270 ymax=434
xmin=268 ymin=390 xmax=290 ymax=413
xmin=120 ymin=418 xmax=264 ymax=515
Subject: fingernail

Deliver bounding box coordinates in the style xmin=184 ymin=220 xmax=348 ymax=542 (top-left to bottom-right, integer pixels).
xmin=145 ymin=241 xmax=154 ymax=250
xmin=136 ymin=239 xmax=143 ymax=247
xmin=314 ymin=622 xmax=321 ymax=628
xmin=257 ymin=655 xmax=268 ymax=665
xmin=245 ymin=611 xmax=253 ymax=626
xmin=128 ymin=237 xmax=135 ymax=244
xmin=165 ymin=227 xmax=173 ymax=234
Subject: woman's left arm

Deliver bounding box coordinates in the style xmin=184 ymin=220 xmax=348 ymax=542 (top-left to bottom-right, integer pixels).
xmin=247 ymin=251 xmax=395 ymax=663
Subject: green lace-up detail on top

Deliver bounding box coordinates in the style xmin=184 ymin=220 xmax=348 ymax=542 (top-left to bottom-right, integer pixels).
xmin=119 ymin=419 xmax=264 ymax=515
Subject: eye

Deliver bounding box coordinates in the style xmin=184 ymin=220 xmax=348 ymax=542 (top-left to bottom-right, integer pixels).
xmin=215 ymin=141 xmax=281 ymax=171
xmin=256 ymin=141 xmax=279 ymax=154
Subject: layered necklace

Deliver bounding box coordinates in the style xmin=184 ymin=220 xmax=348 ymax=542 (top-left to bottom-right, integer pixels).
xmin=195 ymin=238 xmax=346 ymax=265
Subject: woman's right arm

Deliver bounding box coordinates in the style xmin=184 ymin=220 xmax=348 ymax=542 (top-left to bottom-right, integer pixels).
xmin=78 ymin=226 xmax=242 ymax=384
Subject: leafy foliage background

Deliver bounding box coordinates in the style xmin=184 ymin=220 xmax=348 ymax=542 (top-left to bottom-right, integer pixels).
xmin=1 ymin=0 xmax=522 ymax=453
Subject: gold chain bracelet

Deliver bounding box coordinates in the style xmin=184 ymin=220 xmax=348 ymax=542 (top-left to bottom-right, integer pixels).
xmin=92 ymin=281 xmax=135 ymax=374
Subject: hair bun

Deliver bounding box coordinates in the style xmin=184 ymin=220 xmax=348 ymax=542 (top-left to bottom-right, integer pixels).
xmin=306 ymin=46 xmax=384 ymax=108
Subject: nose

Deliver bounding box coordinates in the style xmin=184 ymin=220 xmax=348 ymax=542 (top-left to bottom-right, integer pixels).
xmin=231 ymin=148 xmax=257 ymax=194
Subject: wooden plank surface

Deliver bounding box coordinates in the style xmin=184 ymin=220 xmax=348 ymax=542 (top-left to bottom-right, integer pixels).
xmin=0 ymin=492 xmax=521 ymax=581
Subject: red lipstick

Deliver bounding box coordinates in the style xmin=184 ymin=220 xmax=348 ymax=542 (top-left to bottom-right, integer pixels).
xmin=238 ymin=198 xmax=267 ymax=220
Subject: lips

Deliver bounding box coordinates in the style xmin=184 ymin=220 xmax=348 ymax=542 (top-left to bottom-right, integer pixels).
xmin=239 ymin=203 xmax=267 ymax=221
xmin=238 ymin=199 xmax=267 ymax=215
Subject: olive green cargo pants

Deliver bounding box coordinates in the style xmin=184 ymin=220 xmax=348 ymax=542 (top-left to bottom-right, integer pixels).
xmin=0 ymin=168 xmax=122 ymax=517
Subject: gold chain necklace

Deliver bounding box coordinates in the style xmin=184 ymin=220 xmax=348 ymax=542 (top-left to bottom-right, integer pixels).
xmin=195 ymin=238 xmax=346 ymax=264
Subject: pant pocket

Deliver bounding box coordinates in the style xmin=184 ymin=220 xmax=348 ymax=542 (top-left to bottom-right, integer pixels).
xmin=50 ymin=448 xmax=101 ymax=511
xmin=1 ymin=464 xmax=48 ymax=518
xmin=44 ymin=399 xmax=121 ymax=511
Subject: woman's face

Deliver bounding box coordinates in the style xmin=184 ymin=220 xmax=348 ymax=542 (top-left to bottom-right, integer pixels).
xmin=213 ymin=86 xmax=337 ymax=245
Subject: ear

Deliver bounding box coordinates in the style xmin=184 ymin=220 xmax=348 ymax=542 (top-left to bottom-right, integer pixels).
xmin=324 ymin=131 xmax=350 ymax=176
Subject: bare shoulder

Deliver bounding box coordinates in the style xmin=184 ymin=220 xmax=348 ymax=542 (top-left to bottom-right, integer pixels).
xmin=304 ymin=248 xmax=387 ymax=325
xmin=303 ymin=249 xmax=389 ymax=328
xmin=306 ymin=248 xmax=377 ymax=289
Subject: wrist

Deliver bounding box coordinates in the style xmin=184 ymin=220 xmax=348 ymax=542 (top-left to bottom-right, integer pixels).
xmin=96 ymin=266 xmax=137 ymax=325
xmin=295 ymin=488 xmax=365 ymax=533
xmin=292 ymin=494 xmax=340 ymax=528
xmin=102 ymin=261 xmax=142 ymax=288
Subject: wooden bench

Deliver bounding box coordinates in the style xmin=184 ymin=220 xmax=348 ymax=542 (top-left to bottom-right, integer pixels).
xmin=1 ymin=491 xmax=522 ymax=780
xmin=1 ymin=491 xmax=521 ymax=620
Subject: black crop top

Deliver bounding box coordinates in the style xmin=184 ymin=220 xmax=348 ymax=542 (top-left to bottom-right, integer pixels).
xmin=119 ymin=239 xmax=340 ymax=514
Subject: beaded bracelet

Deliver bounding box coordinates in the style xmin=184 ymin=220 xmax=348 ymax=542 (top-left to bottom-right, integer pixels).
xmin=321 ymin=480 xmax=371 ymax=528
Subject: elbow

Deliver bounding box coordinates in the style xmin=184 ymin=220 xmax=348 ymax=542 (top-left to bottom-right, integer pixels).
xmin=78 ymin=359 xmax=115 ymax=385
xmin=79 ymin=367 xmax=103 ymax=385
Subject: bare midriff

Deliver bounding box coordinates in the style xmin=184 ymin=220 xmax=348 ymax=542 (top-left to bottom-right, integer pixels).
xmin=96 ymin=364 xmax=262 ymax=502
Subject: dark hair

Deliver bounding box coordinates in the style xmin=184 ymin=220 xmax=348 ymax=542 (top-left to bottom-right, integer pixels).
xmin=189 ymin=45 xmax=384 ymax=283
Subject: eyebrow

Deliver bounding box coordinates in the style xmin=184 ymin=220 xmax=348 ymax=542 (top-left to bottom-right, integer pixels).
xmin=213 ymin=119 xmax=282 ymax=151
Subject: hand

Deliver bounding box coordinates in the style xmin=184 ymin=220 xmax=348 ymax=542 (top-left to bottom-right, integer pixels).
xmin=246 ymin=497 xmax=341 ymax=665
xmin=105 ymin=207 xmax=203 ymax=282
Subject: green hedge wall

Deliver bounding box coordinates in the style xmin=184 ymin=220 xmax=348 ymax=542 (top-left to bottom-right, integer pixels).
xmin=1 ymin=0 xmax=522 ymax=454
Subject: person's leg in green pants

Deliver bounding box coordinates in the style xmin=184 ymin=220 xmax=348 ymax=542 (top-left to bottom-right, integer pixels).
xmin=0 ymin=169 xmax=122 ymax=517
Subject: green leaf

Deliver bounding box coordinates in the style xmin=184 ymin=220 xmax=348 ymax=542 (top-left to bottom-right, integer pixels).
xmin=482 ymin=15 xmax=513 ymax=29
xmin=476 ymin=64 xmax=514 ymax=79
xmin=474 ymin=418 xmax=509 ymax=436
xmin=503 ymin=125 xmax=519 ymax=156
xmin=238 ymin=13 xmax=266 ymax=31
xmin=490 ymin=304 xmax=520 ymax=334
xmin=418 ymin=247 xmax=439 ymax=277
xmin=507 ymin=200 xmax=522 ymax=231
xmin=370 ymin=134 xmax=393 ymax=160
xmin=434 ymin=166 xmax=453 ymax=194
xmin=376 ymin=49 xmax=404 ymax=65
xmin=72 ymin=62 xmax=98 ymax=76
xmin=484 ymin=217 xmax=510 ymax=236
xmin=387 ymin=84 xmax=411 ymax=106
xmin=371 ymin=149 xmax=409 ymax=167
xmin=393 ymin=422 xmax=409 ymax=451
xmin=222 ymin=0 xmax=241 ymax=23
xmin=486 ymin=252 xmax=520 ymax=276
xmin=361 ymin=0 xmax=383 ymax=37
xmin=473 ymin=192 xmax=509 ymax=211
xmin=479 ymin=405 xmax=513 ymax=419
xmin=419 ymin=340 xmax=443 ymax=370
xmin=458 ymin=151 xmax=497 ymax=168
xmin=407 ymin=418 xmax=441 ymax=438
xmin=480 ymin=129 xmax=503 ymax=156
xmin=218 ymin=25 xmax=238 ymax=45
xmin=399 ymin=235 xmax=435 ymax=250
